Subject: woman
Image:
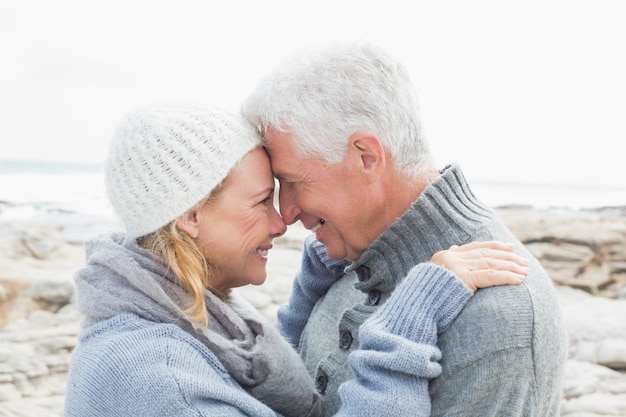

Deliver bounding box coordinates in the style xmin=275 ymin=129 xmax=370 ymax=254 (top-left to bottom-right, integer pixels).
xmin=64 ymin=102 xmax=528 ymax=416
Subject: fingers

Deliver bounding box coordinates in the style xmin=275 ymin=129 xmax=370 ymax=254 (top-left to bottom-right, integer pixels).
xmin=450 ymin=240 xmax=516 ymax=253
xmin=476 ymin=257 xmax=529 ymax=276
xmin=444 ymin=241 xmax=528 ymax=267
xmin=469 ymin=268 xmax=528 ymax=290
xmin=430 ymin=241 xmax=530 ymax=292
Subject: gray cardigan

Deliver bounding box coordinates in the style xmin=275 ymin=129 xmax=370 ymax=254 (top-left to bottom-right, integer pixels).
xmin=279 ymin=163 xmax=568 ymax=416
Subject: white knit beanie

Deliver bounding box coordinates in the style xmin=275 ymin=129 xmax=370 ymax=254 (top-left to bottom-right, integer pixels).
xmin=105 ymin=103 xmax=262 ymax=239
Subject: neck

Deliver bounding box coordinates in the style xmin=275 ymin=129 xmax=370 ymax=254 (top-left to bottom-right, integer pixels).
xmin=368 ymin=167 xmax=440 ymax=242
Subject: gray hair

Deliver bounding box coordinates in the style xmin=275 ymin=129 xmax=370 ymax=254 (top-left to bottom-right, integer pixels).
xmin=241 ymin=41 xmax=434 ymax=179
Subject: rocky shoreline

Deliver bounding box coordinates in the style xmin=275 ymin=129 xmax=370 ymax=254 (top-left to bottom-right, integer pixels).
xmin=1 ymin=206 xmax=626 ymax=416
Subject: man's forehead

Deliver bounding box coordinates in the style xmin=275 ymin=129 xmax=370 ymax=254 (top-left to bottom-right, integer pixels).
xmin=264 ymin=140 xmax=297 ymax=170
xmin=269 ymin=155 xmax=307 ymax=183
xmin=271 ymin=167 xmax=295 ymax=182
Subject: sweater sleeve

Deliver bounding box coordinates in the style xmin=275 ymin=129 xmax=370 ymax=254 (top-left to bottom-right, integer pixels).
xmin=65 ymin=321 xmax=282 ymax=417
xmin=277 ymin=235 xmax=349 ymax=347
xmin=335 ymin=263 xmax=473 ymax=417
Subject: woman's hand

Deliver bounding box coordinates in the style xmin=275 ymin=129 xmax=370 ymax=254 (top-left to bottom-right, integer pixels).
xmin=430 ymin=241 xmax=529 ymax=292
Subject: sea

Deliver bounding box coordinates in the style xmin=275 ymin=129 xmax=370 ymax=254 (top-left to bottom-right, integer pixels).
xmin=1 ymin=159 xmax=624 ymax=243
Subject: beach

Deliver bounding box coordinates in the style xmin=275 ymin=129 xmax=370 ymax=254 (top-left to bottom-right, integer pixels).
xmin=3 ymin=1 xmax=626 ymax=414
xmin=1 ymin=204 xmax=626 ymax=416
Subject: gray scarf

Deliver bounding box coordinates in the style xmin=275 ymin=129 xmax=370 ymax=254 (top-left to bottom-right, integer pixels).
xmin=74 ymin=233 xmax=320 ymax=417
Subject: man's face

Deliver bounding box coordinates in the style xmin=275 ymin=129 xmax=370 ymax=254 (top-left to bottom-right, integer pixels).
xmin=264 ymin=127 xmax=370 ymax=261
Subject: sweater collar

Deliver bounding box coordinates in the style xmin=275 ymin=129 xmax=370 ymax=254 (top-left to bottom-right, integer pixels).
xmin=75 ymin=233 xmax=321 ymax=417
xmin=345 ymin=163 xmax=493 ymax=293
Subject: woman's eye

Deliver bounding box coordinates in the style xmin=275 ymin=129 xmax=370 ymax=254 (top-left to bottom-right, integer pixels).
xmin=260 ymin=193 xmax=273 ymax=206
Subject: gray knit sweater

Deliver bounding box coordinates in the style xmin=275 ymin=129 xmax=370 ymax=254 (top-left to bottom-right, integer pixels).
xmin=278 ymin=163 xmax=568 ymax=416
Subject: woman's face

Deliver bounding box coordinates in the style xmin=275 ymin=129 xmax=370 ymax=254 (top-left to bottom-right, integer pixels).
xmin=193 ymin=147 xmax=286 ymax=291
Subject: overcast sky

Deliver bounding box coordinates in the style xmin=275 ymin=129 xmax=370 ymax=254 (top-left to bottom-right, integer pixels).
xmin=1 ymin=0 xmax=625 ymax=188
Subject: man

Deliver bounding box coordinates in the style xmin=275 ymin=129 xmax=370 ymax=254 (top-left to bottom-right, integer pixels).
xmin=242 ymin=41 xmax=567 ymax=416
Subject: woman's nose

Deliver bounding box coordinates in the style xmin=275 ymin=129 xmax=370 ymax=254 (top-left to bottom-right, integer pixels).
xmin=269 ymin=204 xmax=287 ymax=238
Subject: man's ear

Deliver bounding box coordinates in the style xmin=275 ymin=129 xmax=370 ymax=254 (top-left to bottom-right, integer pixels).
xmin=176 ymin=209 xmax=200 ymax=238
xmin=348 ymin=132 xmax=386 ymax=181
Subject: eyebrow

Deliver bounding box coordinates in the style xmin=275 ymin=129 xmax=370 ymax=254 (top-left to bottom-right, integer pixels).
xmin=253 ymin=187 xmax=275 ymax=199
xmin=273 ymin=172 xmax=294 ymax=182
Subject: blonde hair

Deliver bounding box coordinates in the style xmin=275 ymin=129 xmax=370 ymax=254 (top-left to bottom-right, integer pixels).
xmin=137 ymin=189 xmax=228 ymax=328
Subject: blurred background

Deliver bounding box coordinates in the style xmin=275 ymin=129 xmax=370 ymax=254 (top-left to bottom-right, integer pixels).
xmin=1 ymin=0 xmax=624 ymax=231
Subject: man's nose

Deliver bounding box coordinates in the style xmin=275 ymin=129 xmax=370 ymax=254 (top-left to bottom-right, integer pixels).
xmin=278 ymin=186 xmax=301 ymax=225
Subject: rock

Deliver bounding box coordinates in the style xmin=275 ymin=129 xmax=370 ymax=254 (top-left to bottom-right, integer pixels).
xmin=499 ymin=207 xmax=626 ymax=298
xmin=561 ymin=360 xmax=626 ymax=416
xmin=558 ymin=286 xmax=626 ymax=371
xmin=596 ymin=339 xmax=626 ymax=370
xmin=1 ymin=207 xmax=626 ymax=416
xmin=31 ymin=278 xmax=75 ymax=310
xmin=20 ymin=224 xmax=65 ymax=260
xmin=0 ymin=402 xmax=61 ymax=417
xmin=561 ymin=392 xmax=626 ymax=416
xmin=0 ymin=221 xmax=83 ymax=327
xmin=0 ymin=307 xmax=80 ymax=417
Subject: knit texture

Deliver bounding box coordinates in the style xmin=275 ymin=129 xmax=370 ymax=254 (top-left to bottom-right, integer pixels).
xmin=66 ymin=233 xmax=321 ymax=417
xmin=280 ymin=163 xmax=568 ymax=416
xmin=105 ymin=103 xmax=261 ymax=238
xmin=278 ymin=234 xmax=350 ymax=347
xmin=337 ymin=263 xmax=472 ymax=416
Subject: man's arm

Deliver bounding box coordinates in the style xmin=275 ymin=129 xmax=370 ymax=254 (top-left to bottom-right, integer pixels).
xmin=336 ymin=263 xmax=473 ymax=417
xmin=336 ymin=241 xmax=528 ymax=416
xmin=430 ymin=345 xmax=538 ymax=416
xmin=277 ymin=235 xmax=349 ymax=347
